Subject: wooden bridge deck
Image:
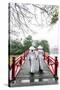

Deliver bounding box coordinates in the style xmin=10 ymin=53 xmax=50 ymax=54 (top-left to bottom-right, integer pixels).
xmin=10 ymin=56 xmax=58 ymax=87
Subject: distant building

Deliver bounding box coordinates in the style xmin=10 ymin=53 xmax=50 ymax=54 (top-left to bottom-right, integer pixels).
xmin=50 ymin=47 xmax=59 ymax=54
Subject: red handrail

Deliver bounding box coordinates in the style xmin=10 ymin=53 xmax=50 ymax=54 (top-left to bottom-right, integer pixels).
xmin=44 ymin=54 xmax=58 ymax=79
xmin=49 ymin=56 xmax=55 ymax=63
xmin=9 ymin=49 xmax=29 ymax=81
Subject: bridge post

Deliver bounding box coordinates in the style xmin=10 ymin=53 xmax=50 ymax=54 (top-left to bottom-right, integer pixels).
xmin=54 ymin=56 xmax=58 ymax=80
xmin=12 ymin=57 xmax=15 ymax=81
xmin=48 ymin=56 xmax=49 ymax=65
xmin=20 ymin=56 xmax=22 ymax=65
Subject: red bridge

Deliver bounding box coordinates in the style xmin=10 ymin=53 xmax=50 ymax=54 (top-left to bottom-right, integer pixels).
xmin=8 ymin=50 xmax=58 ymax=87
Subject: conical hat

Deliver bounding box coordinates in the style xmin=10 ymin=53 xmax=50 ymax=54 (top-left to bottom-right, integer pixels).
xmin=29 ymin=46 xmax=35 ymax=50
xmin=38 ymin=45 xmax=43 ymax=49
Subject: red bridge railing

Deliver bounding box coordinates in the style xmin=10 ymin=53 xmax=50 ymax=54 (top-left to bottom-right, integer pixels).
xmin=44 ymin=54 xmax=58 ymax=80
xmin=9 ymin=50 xmax=29 ymax=81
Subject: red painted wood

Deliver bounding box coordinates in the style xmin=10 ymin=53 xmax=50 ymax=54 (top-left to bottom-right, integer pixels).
xmin=45 ymin=54 xmax=58 ymax=77
xmin=12 ymin=57 xmax=15 ymax=80
xmin=10 ymin=49 xmax=29 ymax=81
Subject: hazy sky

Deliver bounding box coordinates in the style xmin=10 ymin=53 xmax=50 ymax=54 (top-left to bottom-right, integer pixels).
xmin=32 ymin=21 xmax=59 ymax=49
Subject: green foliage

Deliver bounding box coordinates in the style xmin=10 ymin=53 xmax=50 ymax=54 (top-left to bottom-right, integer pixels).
xmin=51 ymin=10 xmax=58 ymax=24
xmin=33 ymin=40 xmax=40 ymax=48
xmin=9 ymin=35 xmax=32 ymax=55
xmin=40 ymin=40 xmax=50 ymax=53
xmin=9 ymin=35 xmax=50 ymax=55
xmin=23 ymin=35 xmax=32 ymax=50
xmin=33 ymin=40 xmax=50 ymax=53
xmin=9 ymin=40 xmax=24 ymax=55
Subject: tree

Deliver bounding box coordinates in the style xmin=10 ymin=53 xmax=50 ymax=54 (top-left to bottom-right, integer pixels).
xmin=23 ymin=35 xmax=32 ymax=50
xmin=9 ymin=35 xmax=32 ymax=55
xmin=10 ymin=40 xmax=24 ymax=55
xmin=51 ymin=9 xmax=58 ymax=24
xmin=33 ymin=40 xmax=40 ymax=48
xmin=40 ymin=40 xmax=50 ymax=53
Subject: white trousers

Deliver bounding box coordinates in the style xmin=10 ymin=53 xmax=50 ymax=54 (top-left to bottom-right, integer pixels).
xmin=30 ymin=57 xmax=35 ymax=73
xmin=38 ymin=55 xmax=44 ymax=70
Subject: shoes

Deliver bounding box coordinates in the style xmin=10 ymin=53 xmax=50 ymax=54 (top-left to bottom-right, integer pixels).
xmin=39 ymin=69 xmax=43 ymax=73
xmin=30 ymin=72 xmax=34 ymax=75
